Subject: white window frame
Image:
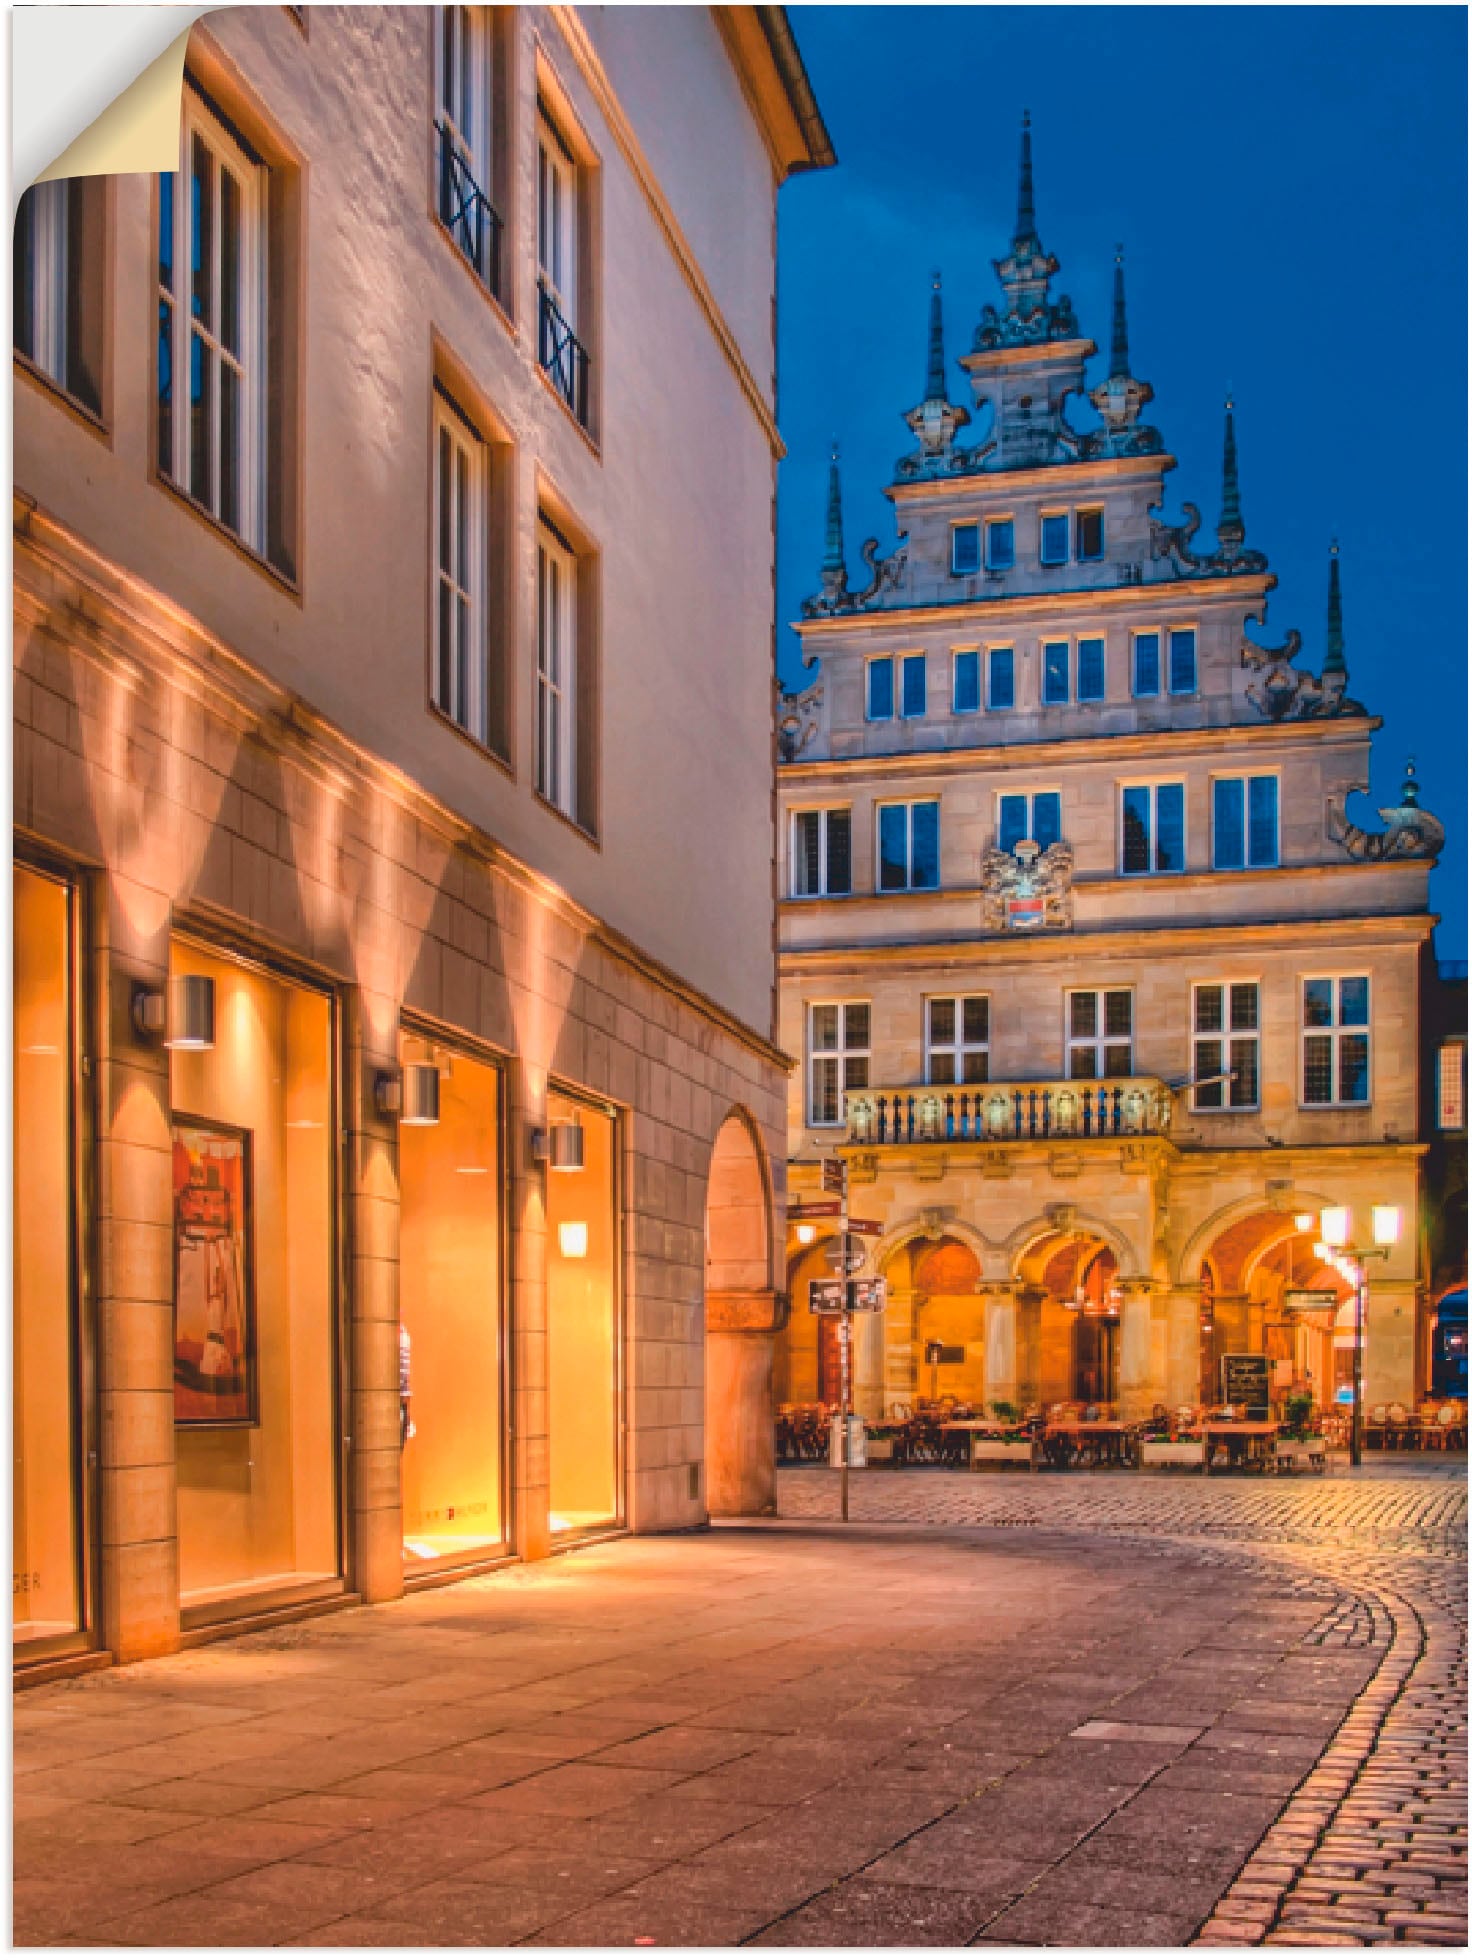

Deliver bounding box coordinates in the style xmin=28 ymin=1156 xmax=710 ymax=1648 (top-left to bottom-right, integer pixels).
xmin=986 ymin=645 xmax=1016 ymax=711
xmin=536 ymin=521 xmax=577 ymax=817
xmin=1066 ymin=988 xmax=1135 ymax=1081
xmin=997 ymin=788 xmax=1062 ymax=854
xmin=1301 ymin=974 xmax=1371 ymax=1109
xmin=807 ymin=1001 xmax=869 ymax=1129
xmin=435 ymin=6 xmax=492 ymax=200
xmin=951 ymin=522 xmax=980 ymax=576
xmin=899 ymin=652 xmax=927 ymax=720
xmin=925 ymin=995 xmax=991 ymax=1086
xmin=790 ymin=807 xmax=852 ymax=899
xmin=1038 ymin=509 xmax=1069 ymax=566
xmin=1041 ymin=638 xmax=1071 ymax=706
xmin=17 ymin=180 xmax=69 ymax=386
xmin=985 ymin=517 xmax=1015 ymax=571
xmin=952 ymin=648 xmax=981 ymax=715
xmin=1076 ymin=634 xmax=1107 ymax=704
xmin=1132 ymin=629 xmax=1162 ymax=698
xmin=1212 ymin=773 xmax=1280 ymax=870
xmin=1191 ymin=981 xmax=1261 ymax=1112
xmin=431 ymin=391 xmax=488 ymax=742
xmin=159 ymin=90 xmax=268 ymax=551
xmin=1120 ymin=779 xmax=1187 ymax=876
xmin=537 ymin=110 xmax=578 ymax=332
xmin=1167 ymin=624 xmax=1199 ymax=696
xmin=1438 ymin=1040 xmax=1467 ymax=1132
xmin=866 ymin=654 xmax=895 ymax=723
xmin=875 ymin=799 xmax=940 ymax=894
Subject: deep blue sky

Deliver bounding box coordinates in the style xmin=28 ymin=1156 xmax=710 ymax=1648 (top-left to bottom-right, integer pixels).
xmin=776 ymin=6 xmax=1467 ymax=955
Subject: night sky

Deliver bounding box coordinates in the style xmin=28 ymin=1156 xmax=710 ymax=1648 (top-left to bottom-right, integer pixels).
xmin=774 ymin=5 xmax=1467 ymax=955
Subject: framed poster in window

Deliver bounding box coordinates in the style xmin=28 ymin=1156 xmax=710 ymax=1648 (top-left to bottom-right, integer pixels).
xmin=172 ymin=1116 xmax=257 ymax=1426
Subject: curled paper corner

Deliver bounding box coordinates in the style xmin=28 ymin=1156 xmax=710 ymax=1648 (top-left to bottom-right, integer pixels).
xmin=14 ymin=4 xmax=216 ymax=209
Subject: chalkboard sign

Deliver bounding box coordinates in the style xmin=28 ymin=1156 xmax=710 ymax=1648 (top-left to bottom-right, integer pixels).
xmin=1220 ymin=1353 xmax=1272 ymax=1418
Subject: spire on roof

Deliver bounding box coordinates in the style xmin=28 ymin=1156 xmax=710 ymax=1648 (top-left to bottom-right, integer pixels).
xmin=1323 ymin=539 xmax=1346 ymax=676
xmin=822 ymin=442 xmax=845 ymax=577
xmin=1088 ymin=244 xmax=1157 ymax=454
xmin=899 ymin=273 xmax=970 ymax=476
xmin=925 ymin=271 xmax=947 ymax=402
xmin=1014 ymin=110 xmax=1039 ymax=252
xmin=1401 ymin=756 xmax=1421 ymax=809
xmin=1109 ymin=245 xmax=1131 ymax=381
xmin=1218 ymin=393 xmax=1245 ymax=552
xmin=975 ymin=113 xmax=1076 ymax=353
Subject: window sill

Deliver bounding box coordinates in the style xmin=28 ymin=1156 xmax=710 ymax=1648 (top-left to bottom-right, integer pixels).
xmin=152 ymin=472 xmax=301 ymax=600
xmin=14 ymin=352 xmax=110 ymax=446
xmin=534 ymin=359 xmax=600 ymax=459
xmin=534 ymin=786 xmax=599 ymax=851
xmin=429 ymin=702 xmax=514 ymax=781
xmin=432 ymin=213 xmax=516 ymax=341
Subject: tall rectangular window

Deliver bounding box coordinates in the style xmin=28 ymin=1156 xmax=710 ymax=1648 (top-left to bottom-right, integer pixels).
xmin=985 ymin=519 xmax=1015 ymax=570
xmin=1121 ymin=782 xmax=1185 ymax=874
xmin=536 ymin=521 xmax=577 ymax=818
xmin=951 ymin=523 xmax=980 ymax=575
xmin=1042 ymin=641 xmax=1070 ymax=706
xmin=1302 ymin=977 xmax=1370 ymax=1107
xmin=877 ymin=800 xmax=940 ymax=892
xmin=866 ymin=656 xmax=895 ymax=721
xmin=537 ymin=110 xmax=588 ymax=426
xmin=435 ymin=6 xmax=500 ymax=297
xmin=808 ymin=1003 xmax=869 ymax=1127
xmin=14 ymin=178 xmax=103 ymax=416
xmin=1132 ymin=630 xmax=1161 ymax=698
xmin=1438 ymin=1041 xmax=1467 ymax=1132
xmin=1168 ymin=627 xmax=1198 ymax=695
xmin=158 ymin=92 xmax=267 ymax=552
xmin=1067 ymin=989 xmax=1134 ymax=1079
xmin=987 ymin=647 xmax=1015 ymax=710
xmin=432 ymin=391 xmax=487 ymax=742
xmin=927 ymin=996 xmax=990 ymax=1085
xmin=1076 ymin=508 xmax=1105 ymax=561
xmin=791 ymin=809 xmax=852 ymax=898
xmin=1039 ymin=512 xmax=1069 ymax=565
xmin=1193 ymin=982 xmax=1260 ymax=1110
xmin=1077 ymin=637 xmax=1106 ymax=703
xmin=953 ymin=649 xmax=980 ymax=715
xmin=1213 ymin=775 xmax=1279 ymax=869
xmin=998 ymin=790 xmax=1062 ymax=855
xmin=900 ymin=653 xmax=927 ymax=718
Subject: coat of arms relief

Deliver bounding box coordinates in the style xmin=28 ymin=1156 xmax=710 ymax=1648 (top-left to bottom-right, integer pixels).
xmin=980 ymin=837 xmax=1075 ymax=933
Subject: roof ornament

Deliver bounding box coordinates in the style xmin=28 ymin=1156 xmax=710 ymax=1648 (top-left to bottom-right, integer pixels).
xmin=1149 ymin=391 xmax=1267 ymax=578
xmin=1240 ymin=539 xmax=1364 ymax=720
xmin=1323 ymin=537 xmax=1346 ymax=676
xmin=1087 ymin=245 xmax=1161 ymax=456
xmin=974 ymin=112 xmax=1079 ymax=350
xmin=801 ymin=441 xmax=909 ymax=618
xmin=1217 ymin=392 xmax=1246 ymax=557
xmin=1329 ymin=748 xmax=1444 ymax=863
xmin=899 ymin=272 xmax=970 ymax=477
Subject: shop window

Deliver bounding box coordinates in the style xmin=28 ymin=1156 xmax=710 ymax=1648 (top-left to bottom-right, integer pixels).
xmin=900 ymin=653 xmax=927 ymax=718
xmin=927 ymin=995 xmax=990 ymax=1086
xmin=987 ymin=646 xmax=1015 ymax=710
xmin=1302 ymin=975 xmax=1370 ymax=1107
xmin=170 ymin=938 xmax=338 ymax=1619
xmin=808 ymin=1002 xmax=869 ymax=1127
xmin=1039 ymin=511 xmax=1069 ymax=565
xmin=1192 ymin=982 xmax=1260 ymax=1110
xmin=546 ymin=1092 xmax=620 ymax=1535
xmin=1213 ymin=774 xmax=1279 ymax=869
xmin=877 ymin=798 xmax=940 ymax=892
xmin=985 ymin=518 xmax=1014 ymax=570
xmin=1132 ymin=630 xmax=1161 ymax=698
xmin=792 ymin=807 xmax=851 ymax=898
xmin=399 ymin=1039 xmax=505 ymax=1570
xmin=998 ymin=790 xmax=1061 ymax=855
xmin=1068 ymin=988 xmax=1134 ymax=1079
xmin=1121 ymin=781 xmax=1185 ymax=873
xmin=14 ymin=177 xmax=104 ymax=417
xmin=866 ymin=654 xmax=895 ymax=722
xmin=952 ymin=649 xmax=980 ymax=715
xmin=951 ymin=523 xmax=980 ymax=575
xmin=13 ymin=864 xmax=84 ymax=1653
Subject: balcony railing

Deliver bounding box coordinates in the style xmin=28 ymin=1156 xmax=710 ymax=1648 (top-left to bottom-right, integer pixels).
xmin=437 ymin=122 xmax=503 ymax=300
xmin=538 ymin=282 xmax=591 ymax=427
xmin=844 ymin=1078 xmax=1174 ymax=1146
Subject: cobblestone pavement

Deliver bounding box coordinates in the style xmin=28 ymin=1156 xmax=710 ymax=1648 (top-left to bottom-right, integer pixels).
xmin=9 ymin=1464 xmax=1464 ymax=1948
xmin=780 ymin=1461 xmax=1467 ymax=1945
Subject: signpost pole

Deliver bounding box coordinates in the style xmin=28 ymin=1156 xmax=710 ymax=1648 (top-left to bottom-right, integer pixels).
xmin=1350 ymin=1261 xmax=1365 ymax=1469
xmin=838 ymin=1155 xmax=850 ymax=1524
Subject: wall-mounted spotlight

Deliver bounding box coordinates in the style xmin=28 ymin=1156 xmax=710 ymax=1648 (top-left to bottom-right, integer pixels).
xmin=558 ymin=1220 xmax=589 ymax=1259
xmin=374 ymin=1061 xmax=441 ymax=1125
xmin=531 ymin=1115 xmax=585 ymax=1171
xmin=133 ymin=974 xmax=216 ymax=1050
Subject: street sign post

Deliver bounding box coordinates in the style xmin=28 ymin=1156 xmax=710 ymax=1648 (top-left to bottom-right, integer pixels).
xmin=1283 ymin=1289 xmax=1339 ymax=1314
xmin=821 ymin=1158 xmax=846 ymax=1196
xmin=845 ymin=1217 xmax=883 ymax=1238
xmin=788 ymin=1198 xmax=843 ymax=1222
xmin=823 ymin=1234 xmax=867 ymax=1277
xmin=808 ymin=1277 xmax=887 ymax=1315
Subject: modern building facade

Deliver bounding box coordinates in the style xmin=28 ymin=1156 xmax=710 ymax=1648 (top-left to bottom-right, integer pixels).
xmin=775 ymin=120 xmax=1447 ymax=1430
xmin=13 ymin=4 xmax=832 ymax=1675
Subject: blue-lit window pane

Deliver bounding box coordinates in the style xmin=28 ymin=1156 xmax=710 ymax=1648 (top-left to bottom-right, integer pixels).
xmin=1303 ymin=978 xmax=1334 ymax=1028
xmin=1076 ymin=508 xmax=1104 ymax=560
xmin=1168 ymin=628 xmax=1197 ymax=695
xmin=1040 ymin=513 xmax=1068 ymax=564
xmin=952 ymin=524 xmax=980 ymax=575
xmin=998 ymin=794 xmax=1027 ymax=855
xmin=1034 ymin=792 xmax=1062 ymax=851
xmin=1214 ymin=777 xmax=1246 ymax=869
xmin=1043 ymin=641 xmax=1069 ymax=705
xmin=1339 ymin=1033 xmax=1369 ymax=1104
xmin=867 ymin=657 xmax=894 ymax=721
xmin=1122 ymin=786 xmax=1151 ymax=873
xmin=1077 ymin=637 xmax=1105 ymax=702
xmin=953 ymin=650 xmax=980 ymax=715
xmin=911 ymin=801 xmax=940 ymax=889
xmin=878 ymin=804 xmax=908 ymax=890
xmin=1339 ymin=976 xmax=1369 ymax=1027
xmin=1248 ymin=776 xmax=1279 ymax=867
xmin=901 ymin=654 xmax=927 ymax=718
xmin=988 ymin=648 xmax=1014 ymax=710
xmin=1156 ymin=783 xmax=1185 ymax=870
xmin=986 ymin=520 xmax=1014 ymax=570
xmin=1133 ymin=632 xmax=1160 ymax=697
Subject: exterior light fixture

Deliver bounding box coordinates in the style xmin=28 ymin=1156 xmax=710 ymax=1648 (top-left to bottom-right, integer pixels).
xmin=531 ymin=1116 xmax=585 ymax=1171
xmin=558 ymin=1220 xmax=589 ymax=1259
xmin=401 ymin=1063 xmax=441 ymax=1126
xmin=1371 ymin=1205 xmax=1402 ymax=1247
xmin=1294 ymin=1212 xmax=1316 ymax=1233
xmin=133 ymin=975 xmax=217 ymax=1049
xmin=795 ymin=1222 xmax=817 ymax=1246
xmin=1319 ymin=1206 xmax=1351 ymax=1249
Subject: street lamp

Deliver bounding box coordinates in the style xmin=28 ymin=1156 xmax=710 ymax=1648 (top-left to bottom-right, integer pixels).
xmin=1309 ymin=1203 xmax=1401 ymax=1466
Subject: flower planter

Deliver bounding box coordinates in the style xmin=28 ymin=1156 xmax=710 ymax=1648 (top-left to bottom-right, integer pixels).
xmin=1275 ymin=1437 xmax=1327 ymax=1474
xmin=1139 ymin=1437 xmax=1206 ymax=1470
xmin=865 ymin=1434 xmax=898 ymax=1465
xmin=970 ymin=1435 xmax=1035 ymax=1469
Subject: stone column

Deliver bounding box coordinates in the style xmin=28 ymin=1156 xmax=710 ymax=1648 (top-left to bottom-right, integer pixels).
xmin=980 ymin=1281 xmax=1019 ymax=1413
xmin=1118 ymin=1278 xmax=1156 ymax=1420
xmin=1016 ymin=1285 xmax=1044 ymax=1409
xmin=507 ymin=1059 xmax=551 ymax=1561
xmin=705 ymin=1288 xmax=784 ymax=1516
xmin=1165 ymin=1289 xmax=1204 ymax=1408
xmin=884 ymin=1288 xmax=923 ymax=1408
xmin=1363 ymin=1281 xmax=1419 ymax=1411
xmin=853 ymin=1303 xmax=886 ymax=1421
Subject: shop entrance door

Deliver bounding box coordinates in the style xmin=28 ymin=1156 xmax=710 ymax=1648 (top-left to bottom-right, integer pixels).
xmin=1073 ymin=1315 xmax=1119 ymax=1406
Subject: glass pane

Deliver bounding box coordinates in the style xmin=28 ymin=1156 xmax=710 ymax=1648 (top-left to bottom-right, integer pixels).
xmin=441 ymin=4 xmax=456 ymax=118
xmin=456 ymin=592 xmax=470 ymax=727
xmin=546 ymin=1094 xmax=619 ymax=1534
xmin=953 ymin=650 xmax=980 ymax=714
xmin=455 ymin=443 xmax=470 ymax=587
xmin=189 ymin=330 xmax=213 ymax=507
xmin=437 ymin=581 xmax=452 ymax=710
xmin=1104 ymin=1043 xmax=1133 ymax=1078
xmin=1133 ymin=632 xmax=1160 ymax=697
xmin=843 ymin=1003 xmax=870 ymax=1051
xmin=190 ymin=133 xmax=212 ymax=328
xmin=794 ymin=813 xmax=819 ymax=896
xmin=1105 ymin=991 xmax=1133 ymax=1037
xmin=1339 ymin=976 xmax=1369 ymax=1027
xmin=219 ymin=363 xmax=239 ymax=534
xmin=1040 ymin=513 xmax=1068 ymax=564
xmin=911 ymin=802 xmax=940 ymax=889
xmin=843 ymin=1054 xmax=869 ymax=1093
xmin=1214 ymin=778 xmax=1245 ymax=870
xmin=1303 ymin=978 xmax=1334 ymax=1028
xmin=1070 ymin=992 xmax=1097 ymax=1039
xmin=1248 ymin=776 xmax=1279 ymax=867
xmin=1069 ymin=1048 xmax=1097 ymax=1081
xmin=1339 ymin=1033 xmax=1369 ymax=1104
xmin=1195 ymin=986 xmax=1224 ymax=1034
xmin=998 ymin=794 xmax=1026 ymax=855
xmin=867 ymin=658 xmax=894 ymax=721
xmin=1077 ymin=638 xmax=1105 ymax=702
xmin=157 ymin=296 xmax=174 ymax=478
xmin=929 ymin=1049 xmax=957 ymax=1086
xmin=1034 ymin=792 xmax=1062 ymax=852
xmin=1042 ymin=642 xmax=1069 ymax=705
xmin=1194 ymin=1039 xmax=1224 ymax=1107
xmin=901 ymin=655 xmax=926 ymax=718
xmin=962 ymin=996 xmax=989 ymax=1044
xmin=810 ymin=1005 xmax=839 ymax=1052
xmin=219 ymin=167 xmax=240 ymax=356
xmin=439 ymin=428 xmax=453 ymax=577
xmin=826 ymin=811 xmax=852 ymax=896
xmin=1303 ymin=1033 xmax=1333 ymax=1102
xmin=1230 ymin=1037 xmax=1259 ymax=1108
xmin=1229 ymin=983 xmax=1259 ymax=1032
xmin=961 ymin=1050 xmax=989 ymax=1085
xmin=1168 ymin=628 xmax=1197 ymax=695
xmin=928 ymin=999 xmax=955 ymax=1046
xmin=1121 ymin=787 xmax=1151 ymax=873
xmin=1155 ymin=784 xmax=1185 ymax=871
xmin=952 ymin=525 xmax=979 ymax=575
xmin=812 ymin=1057 xmax=837 ymax=1125
xmin=988 ymin=649 xmax=1014 ymax=710
xmin=878 ymin=806 xmax=908 ymax=890
xmin=986 ymin=520 xmax=1014 ymax=569
xmin=1077 ymin=509 xmax=1104 ymax=560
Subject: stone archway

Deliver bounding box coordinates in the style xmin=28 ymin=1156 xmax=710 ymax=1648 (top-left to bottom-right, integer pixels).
xmin=702 ymin=1109 xmax=780 ymax=1517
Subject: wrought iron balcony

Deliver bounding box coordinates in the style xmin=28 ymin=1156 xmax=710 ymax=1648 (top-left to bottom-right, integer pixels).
xmin=844 ymin=1078 xmax=1174 ymax=1147
xmin=538 ymin=282 xmax=591 ymax=427
xmin=437 ymin=121 xmax=503 ymax=300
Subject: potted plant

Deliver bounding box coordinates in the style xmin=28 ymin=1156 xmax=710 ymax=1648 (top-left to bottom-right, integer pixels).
xmin=1275 ymin=1391 xmax=1326 ymax=1472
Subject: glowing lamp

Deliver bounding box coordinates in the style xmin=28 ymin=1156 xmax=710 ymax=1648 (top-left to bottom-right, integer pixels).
xmin=558 ymin=1220 xmax=589 ymax=1259
xmin=1371 ymin=1205 xmax=1402 ymax=1247
xmin=795 ymin=1223 xmax=817 ymax=1246
xmin=401 ymin=1063 xmax=441 ymax=1126
xmin=1319 ymin=1207 xmax=1351 ymax=1249
xmin=1294 ymin=1212 xmax=1316 ymax=1234
xmin=532 ymin=1117 xmax=585 ymax=1171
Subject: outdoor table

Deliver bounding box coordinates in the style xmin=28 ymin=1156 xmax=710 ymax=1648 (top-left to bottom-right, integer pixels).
xmin=1042 ymin=1419 xmax=1134 ymax=1469
xmin=943 ymin=1420 xmax=1037 ymax=1472
xmin=1201 ymin=1419 xmax=1279 ymax=1475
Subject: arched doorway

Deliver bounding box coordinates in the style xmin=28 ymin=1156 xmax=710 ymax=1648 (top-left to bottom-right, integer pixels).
xmin=702 ymin=1111 xmax=778 ymax=1517
xmin=1016 ymin=1227 xmax=1123 ymax=1408
xmin=1199 ymin=1210 xmax=1350 ymax=1412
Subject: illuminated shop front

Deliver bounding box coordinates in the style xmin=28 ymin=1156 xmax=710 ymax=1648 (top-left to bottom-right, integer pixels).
xmin=12 ymin=862 xmax=87 ymax=1657
xmin=545 ymin=1090 xmax=622 ymax=1537
xmin=168 ymin=936 xmax=341 ymax=1623
xmin=397 ymin=1034 xmax=507 ymax=1572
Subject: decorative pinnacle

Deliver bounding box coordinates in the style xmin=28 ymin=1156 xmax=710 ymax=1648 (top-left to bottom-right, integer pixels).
xmin=1323 ymin=537 xmax=1346 ymax=675
xmin=1218 ymin=392 xmax=1244 ymax=547
xmin=1014 ymin=110 xmax=1038 ymax=251
xmin=1109 ymin=245 xmax=1131 ymax=381
xmin=1401 ymin=756 xmax=1420 ymax=808
xmin=925 ymin=271 xmax=947 ymax=402
xmin=821 ymin=442 xmax=845 ymax=577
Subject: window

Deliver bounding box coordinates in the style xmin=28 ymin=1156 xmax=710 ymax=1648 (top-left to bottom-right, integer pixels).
xmin=1042 ymin=641 xmax=1070 ymax=706
xmin=998 ymin=790 xmax=1062 ymax=855
xmin=1077 ymin=637 xmax=1106 ymax=703
xmin=1438 ymin=1041 xmax=1467 ymax=1132
xmin=432 ymin=391 xmax=488 ymax=742
xmin=1168 ymin=627 xmax=1198 ymax=695
xmin=900 ymin=653 xmax=927 ymax=719
xmin=1039 ymin=512 xmax=1069 ymax=565
xmin=158 ymin=91 xmax=267 ymax=552
xmin=536 ymin=521 xmax=577 ymax=817
xmin=1076 ymin=508 xmax=1105 ymax=561
xmin=1068 ymin=989 xmax=1134 ymax=1079
xmin=1192 ymin=983 xmax=1260 ymax=1110
xmin=951 ymin=523 xmax=980 ymax=576
xmin=927 ymin=996 xmax=990 ymax=1085
xmin=435 ymin=6 xmax=501 ymax=297
xmin=1132 ymin=631 xmax=1161 ymax=698
xmin=1302 ymin=977 xmax=1370 ymax=1107
xmin=953 ymin=649 xmax=980 ymax=715
xmin=987 ymin=647 xmax=1015 ymax=711
xmin=877 ymin=800 xmax=940 ymax=892
xmin=792 ymin=809 xmax=852 ymax=898
xmin=1121 ymin=782 xmax=1185 ymax=874
xmin=985 ymin=519 xmax=1015 ymax=571
xmin=808 ymin=1003 xmax=869 ymax=1127
xmin=14 ymin=178 xmax=103 ymax=416
xmin=1213 ymin=775 xmax=1279 ymax=870
xmin=537 ymin=110 xmax=588 ymax=426
xmin=866 ymin=656 xmax=895 ymax=722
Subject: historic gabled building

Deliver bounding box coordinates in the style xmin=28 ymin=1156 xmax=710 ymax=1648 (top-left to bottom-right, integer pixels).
xmin=775 ymin=117 xmax=1447 ymax=1426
